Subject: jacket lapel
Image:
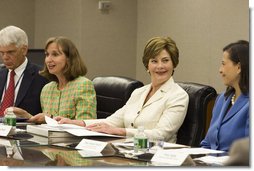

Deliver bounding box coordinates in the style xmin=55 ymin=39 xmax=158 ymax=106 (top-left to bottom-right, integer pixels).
xmin=15 ymin=63 xmax=36 ymax=106
xmin=222 ymin=94 xmax=249 ymax=123
xmin=142 ymin=78 xmax=174 ymax=108
xmin=0 ymin=69 xmax=8 ymax=98
xmin=137 ymin=85 xmax=151 ymax=109
xmin=143 ymin=89 xmax=164 ymax=108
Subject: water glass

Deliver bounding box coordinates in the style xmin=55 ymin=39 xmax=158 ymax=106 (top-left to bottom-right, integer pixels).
xmin=149 ymin=137 xmax=164 ymax=153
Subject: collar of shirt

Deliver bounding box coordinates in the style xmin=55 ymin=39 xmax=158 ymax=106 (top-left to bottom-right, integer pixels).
xmin=11 ymin=57 xmax=28 ymax=79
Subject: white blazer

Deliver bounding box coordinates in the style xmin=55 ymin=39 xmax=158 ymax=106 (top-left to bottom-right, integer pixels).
xmin=85 ymin=77 xmax=189 ymax=143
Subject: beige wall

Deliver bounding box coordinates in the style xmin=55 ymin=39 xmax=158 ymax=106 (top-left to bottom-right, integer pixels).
xmin=0 ymin=0 xmax=249 ymax=93
xmin=34 ymin=0 xmax=137 ymax=80
xmin=0 ymin=0 xmax=35 ymax=48
xmin=80 ymin=0 xmax=137 ymax=79
xmin=136 ymin=0 xmax=249 ymax=93
xmin=34 ymin=0 xmax=83 ymax=49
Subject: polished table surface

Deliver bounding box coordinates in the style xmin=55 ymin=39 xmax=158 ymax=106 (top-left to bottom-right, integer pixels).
xmin=0 ymin=138 xmax=151 ymax=166
xmin=0 ymin=127 xmax=212 ymax=167
xmin=0 ymin=148 xmax=150 ymax=167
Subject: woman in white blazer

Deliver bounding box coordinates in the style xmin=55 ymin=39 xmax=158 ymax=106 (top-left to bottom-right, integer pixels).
xmin=56 ymin=36 xmax=189 ymax=143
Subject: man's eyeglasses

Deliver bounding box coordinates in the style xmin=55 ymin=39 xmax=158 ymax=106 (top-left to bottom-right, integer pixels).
xmin=0 ymin=50 xmax=17 ymax=57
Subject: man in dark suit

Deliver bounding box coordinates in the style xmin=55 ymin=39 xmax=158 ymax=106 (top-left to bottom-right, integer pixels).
xmin=0 ymin=25 xmax=48 ymax=117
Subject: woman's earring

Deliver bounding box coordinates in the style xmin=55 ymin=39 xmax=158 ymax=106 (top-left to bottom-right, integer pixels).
xmin=147 ymin=70 xmax=150 ymax=73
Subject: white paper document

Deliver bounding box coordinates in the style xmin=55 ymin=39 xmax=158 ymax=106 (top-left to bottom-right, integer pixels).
xmin=45 ymin=116 xmax=84 ymax=129
xmin=45 ymin=116 xmax=123 ymax=138
xmin=64 ymin=128 xmax=122 ymax=138
xmin=170 ymin=147 xmax=225 ymax=155
xmin=163 ymin=142 xmax=189 ymax=149
xmin=45 ymin=115 xmax=59 ymax=126
xmin=113 ymin=141 xmax=133 ymax=147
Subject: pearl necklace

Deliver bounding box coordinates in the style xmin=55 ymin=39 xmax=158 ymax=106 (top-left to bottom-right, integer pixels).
xmin=231 ymin=94 xmax=236 ymax=105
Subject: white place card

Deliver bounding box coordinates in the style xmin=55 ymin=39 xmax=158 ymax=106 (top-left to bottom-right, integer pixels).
xmin=75 ymin=139 xmax=107 ymax=153
xmin=151 ymin=149 xmax=190 ymax=166
xmin=0 ymin=125 xmax=14 ymax=136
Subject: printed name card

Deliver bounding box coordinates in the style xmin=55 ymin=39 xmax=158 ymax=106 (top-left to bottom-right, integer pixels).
xmin=0 ymin=125 xmax=14 ymax=137
xmin=75 ymin=139 xmax=108 ymax=152
xmin=151 ymin=149 xmax=190 ymax=166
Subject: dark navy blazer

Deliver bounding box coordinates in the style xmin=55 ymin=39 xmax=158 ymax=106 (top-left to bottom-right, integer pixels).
xmin=0 ymin=61 xmax=48 ymax=115
xmin=200 ymin=93 xmax=249 ymax=152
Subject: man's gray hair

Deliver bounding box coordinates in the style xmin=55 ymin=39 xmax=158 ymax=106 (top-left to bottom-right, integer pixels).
xmin=0 ymin=25 xmax=28 ymax=48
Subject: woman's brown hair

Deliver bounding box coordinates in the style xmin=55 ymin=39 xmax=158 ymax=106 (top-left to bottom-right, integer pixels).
xmin=40 ymin=36 xmax=87 ymax=82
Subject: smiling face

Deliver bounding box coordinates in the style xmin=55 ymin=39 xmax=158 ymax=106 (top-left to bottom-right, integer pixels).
xmin=148 ymin=49 xmax=174 ymax=87
xmin=219 ymin=51 xmax=241 ymax=88
xmin=45 ymin=42 xmax=67 ymax=78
